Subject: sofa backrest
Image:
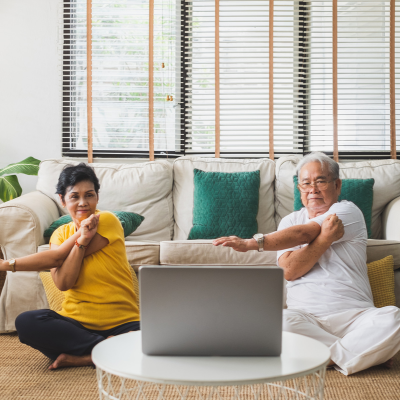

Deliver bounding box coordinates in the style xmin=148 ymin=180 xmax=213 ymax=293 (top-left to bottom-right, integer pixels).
xmin=36 ymin=159 xmax=174 ymax=241
xmin=275 ymin=156 xmax=400 ymax=239
xmin=172 ymin=156 xmax=276 ymax=240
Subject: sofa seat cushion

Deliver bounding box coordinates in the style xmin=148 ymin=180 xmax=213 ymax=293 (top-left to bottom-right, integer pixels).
xmin=160 ymin=240 xmax=277 ymax=266
xmin=367 ymin=239 xmax=400 ymax=270
xmin=37 ymin=159 xmax=173 ymax=241
xmin=38 ymin=239 xmax=160 ymax=272
xmin=173 ymin=157 xmax=276 ymax=240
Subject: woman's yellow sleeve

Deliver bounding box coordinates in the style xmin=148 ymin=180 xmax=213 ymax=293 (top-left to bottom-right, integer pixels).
xmin=96 ymin=211 xmax=124 ymax=245
xmin=49 ymin=226 xmax=66 ymax=247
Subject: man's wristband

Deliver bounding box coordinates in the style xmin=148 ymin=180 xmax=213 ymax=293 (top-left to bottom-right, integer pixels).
xmin=252 ymin=233 xmax=264 ymax=252
xmin=75 ymin=240 xmax=89 ymax=250
xmin=8 ymin=259 xmax=16 ymax=273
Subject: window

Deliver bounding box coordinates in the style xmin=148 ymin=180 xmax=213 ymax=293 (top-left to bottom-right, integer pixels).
xmin=63 ymin=0 xmax=400 ymax=160
xmin=306 ymin=0 xmax=393 ymax=159
xmin=182 ymin=0 xmax=304 ymax=157
xmin=62 ymin=0 xmax=178 ymax=158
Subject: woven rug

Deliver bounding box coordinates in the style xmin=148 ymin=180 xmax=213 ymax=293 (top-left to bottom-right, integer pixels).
xmin=0 ymin=333 xmax=399 ymax=400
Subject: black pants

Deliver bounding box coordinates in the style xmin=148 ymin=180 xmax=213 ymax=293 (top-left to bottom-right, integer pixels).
xmin=15 ymin=309 xmax=140 ymax=360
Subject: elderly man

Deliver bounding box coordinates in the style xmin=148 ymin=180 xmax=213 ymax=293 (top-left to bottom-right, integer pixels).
xmin=213 ymin=152 xmax=400 ymax=375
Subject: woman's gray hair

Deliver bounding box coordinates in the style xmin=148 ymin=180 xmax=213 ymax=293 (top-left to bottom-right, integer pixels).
xmin=296 ymin=152 xmax=340 ymax=180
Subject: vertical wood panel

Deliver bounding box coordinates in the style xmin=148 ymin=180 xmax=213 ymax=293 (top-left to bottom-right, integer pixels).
xmin=269 ymin=0 xmax=274 ymax=160
xmin=215 ymin=0 xmax=220 ymax=158
xmin=149 ymin=0 xmax=155 ymax=161
xmin=391 ymin=0 xmax=396 ymax=159
xmin=87 ymin=0 xmax=93 ymax=163
xmin=332 ymin=0 xmax=338 ymax=162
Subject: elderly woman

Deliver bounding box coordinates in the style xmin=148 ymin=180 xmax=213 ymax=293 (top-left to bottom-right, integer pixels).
xmin=0 ymin=163 xmax=140 ymax=369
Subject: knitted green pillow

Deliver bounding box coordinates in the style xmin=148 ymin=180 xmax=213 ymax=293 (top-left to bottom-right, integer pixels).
xmin=293 ymin=176 xmax=374 ymax=238
xmin=44 ymin=211 xmax=144 ymax=238
xmin=188 ymin=169 xmax=260 ymax=240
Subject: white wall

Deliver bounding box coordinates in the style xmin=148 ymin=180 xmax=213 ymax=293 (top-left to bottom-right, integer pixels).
xmin=0 ymin=0 xmax=62 ymax=199
xmin=0 ymin=1 xmax=155 ymax=204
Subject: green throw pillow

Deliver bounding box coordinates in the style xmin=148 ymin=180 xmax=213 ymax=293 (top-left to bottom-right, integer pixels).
xmin=293 ymin=176 xmax=374 ymax=238
xmin=44 ymin=211 xmax=144 ymax=239
xmin=188 ymin=169 xmax=260 ymax=240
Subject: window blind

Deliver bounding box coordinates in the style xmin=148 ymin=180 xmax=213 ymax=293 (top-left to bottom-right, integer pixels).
xmin=306 ymin=0 xmax=394 ymax=159
xmin=62 ymin=0 xmax=178 ymax=158
xmin=183 ymin=0 xmax=304 ymax=158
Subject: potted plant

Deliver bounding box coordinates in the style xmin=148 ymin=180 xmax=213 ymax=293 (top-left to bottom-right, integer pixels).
xmin=0 ymin=157 xmax=40 ymax=202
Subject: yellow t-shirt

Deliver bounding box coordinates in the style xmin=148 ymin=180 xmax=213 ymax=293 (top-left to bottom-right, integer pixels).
xmin=50 ymin=210 xmax=140 ymax=330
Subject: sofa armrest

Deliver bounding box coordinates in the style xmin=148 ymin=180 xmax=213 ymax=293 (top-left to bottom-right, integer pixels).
xmin=382 ymin=196 xmax=400 ymax=240
xmin=0 ymin=191 xmax=59 ymax=259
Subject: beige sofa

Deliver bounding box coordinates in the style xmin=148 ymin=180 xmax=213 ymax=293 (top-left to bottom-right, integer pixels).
xmin=1 ymin=156 xmax=400 ymax=332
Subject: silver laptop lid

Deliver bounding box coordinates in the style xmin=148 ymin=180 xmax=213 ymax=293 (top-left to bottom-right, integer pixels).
xmin=140 ymin=266 xmax=283 ymax=356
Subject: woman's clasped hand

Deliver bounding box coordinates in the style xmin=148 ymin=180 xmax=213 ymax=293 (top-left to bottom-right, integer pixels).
xmin=79 ymin=213 xmax=100 ymax=246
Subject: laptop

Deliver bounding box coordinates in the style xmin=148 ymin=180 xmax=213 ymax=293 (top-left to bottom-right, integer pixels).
xmin=139 ymin=266 xmax=283 ymax=356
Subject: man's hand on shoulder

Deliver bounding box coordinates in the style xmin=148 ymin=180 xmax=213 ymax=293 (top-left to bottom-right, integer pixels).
xmin=212 ymin=236 xmax=257 ymax=252
xmin=320 ymin=213 xmax=344 ymax=245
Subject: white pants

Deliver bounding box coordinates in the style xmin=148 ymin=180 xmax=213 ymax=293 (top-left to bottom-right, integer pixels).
xmin=283 ymin=306 xmax=400 ymax=375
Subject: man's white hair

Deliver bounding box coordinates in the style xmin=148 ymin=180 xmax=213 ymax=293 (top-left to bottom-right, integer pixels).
xmin=296 ymin=152 xmax=340 ymax=180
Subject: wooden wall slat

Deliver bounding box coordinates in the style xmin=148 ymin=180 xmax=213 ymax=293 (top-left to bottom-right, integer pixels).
xmin=87 ymin=0 xmax=93 ymax=163
xmin=215 ymin=0 xmax=220 ymax=158
xmin=269 ymin=0 xmax=274 ymax=160
xmin=332 ymin=0 xmax=338 ymax=162
xmin=391 ymin=0 xmax=396 ymax=159
xmin=149 ymin=0 xmax=155 ymax=161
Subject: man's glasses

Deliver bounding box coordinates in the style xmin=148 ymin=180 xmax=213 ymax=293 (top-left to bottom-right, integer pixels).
xmin=297 ymin=180 xmax=335 ymax=193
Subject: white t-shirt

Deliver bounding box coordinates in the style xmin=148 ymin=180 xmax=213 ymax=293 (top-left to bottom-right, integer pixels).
xmin=277 ymin=200 xmax=374 ymax=317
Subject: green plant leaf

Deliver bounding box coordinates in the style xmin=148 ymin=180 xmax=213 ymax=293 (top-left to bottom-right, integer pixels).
xmin=0 ymin=157 xmax=41 ymax=177
xmin=0 ymin=175 xmax=22 ymax=202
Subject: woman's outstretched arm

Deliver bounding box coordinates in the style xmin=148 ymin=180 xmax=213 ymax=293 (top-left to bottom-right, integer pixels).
xmin=0 ymin=214 xmax=99 ymax=274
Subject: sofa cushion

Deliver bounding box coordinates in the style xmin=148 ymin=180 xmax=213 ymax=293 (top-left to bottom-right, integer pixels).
xmin=36 ymin=159 xmax=173 ymax=241
xmin=38 ymin=239 xmax=159 ymax=272
xmin=366 ymin=239 xmax=400 ymax=270
xmin=367 ymin=256 xmax=396 ymax=308
xmin=173 ymin=156 xmax=276 ymax=240
xmin=160 ymin=240 xmax=277 ymax=266
xmin=44 ymin=211 xmax=144 ymax=239
xmin=188 ymin=169 xmax=260 ymax=239
xmin=275 ymin=156 xmax=400 ymax=239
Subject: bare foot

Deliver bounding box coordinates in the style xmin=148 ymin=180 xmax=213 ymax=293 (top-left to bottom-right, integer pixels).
xmin=48 ymin=353 xmax=93 ymax=370
xmin=382 ymin=358 xmax=394 ymax=369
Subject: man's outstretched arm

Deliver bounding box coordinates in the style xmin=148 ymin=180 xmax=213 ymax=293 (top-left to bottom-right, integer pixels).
xmin=279 ymin=214 xmax=344 ymax=281
xmin=213 ymin=221 xmax=322 ymax=252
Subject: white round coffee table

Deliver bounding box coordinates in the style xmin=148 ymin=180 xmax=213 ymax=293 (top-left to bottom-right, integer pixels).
xmin=92 ymin=331 xmax=330 ymax=400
